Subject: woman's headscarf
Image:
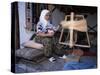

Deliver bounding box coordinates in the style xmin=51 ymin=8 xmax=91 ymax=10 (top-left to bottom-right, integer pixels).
xmin=39 ymin=9 xmax=50 ymax=28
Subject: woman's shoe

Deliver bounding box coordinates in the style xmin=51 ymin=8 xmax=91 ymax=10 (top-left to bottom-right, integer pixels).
xmin=49 ymin=57 xmax=56 ymax=62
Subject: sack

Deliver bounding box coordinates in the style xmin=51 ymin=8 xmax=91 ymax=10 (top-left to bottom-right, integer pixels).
xmin=72 ymin=49 xmax=84 ymax=56
xmin=64 ymin=49 xmax=84 ymax=62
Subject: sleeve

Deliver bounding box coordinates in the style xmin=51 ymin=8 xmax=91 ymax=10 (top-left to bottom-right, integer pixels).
xmin=47 ymin=24 xmax=53 ymax=29
xmin=49 ymin=23 xmax=59 ymax=31
xmin=47 ymin=24 xmax=57 ymax=31
xmin=37 ymin=22 xmax=43 ymax=33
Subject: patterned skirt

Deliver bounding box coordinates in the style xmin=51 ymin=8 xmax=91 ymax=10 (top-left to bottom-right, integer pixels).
xmin=35 ymin=36 xmax=53 ymax=57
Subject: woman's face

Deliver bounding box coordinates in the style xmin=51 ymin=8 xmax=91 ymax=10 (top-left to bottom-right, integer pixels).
xmin=45 ymin=12 xmax=51 ymax=21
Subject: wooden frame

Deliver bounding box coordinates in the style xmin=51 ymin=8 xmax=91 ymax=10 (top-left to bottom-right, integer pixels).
xmin=59 ymin=12 xmax=90 ymax=48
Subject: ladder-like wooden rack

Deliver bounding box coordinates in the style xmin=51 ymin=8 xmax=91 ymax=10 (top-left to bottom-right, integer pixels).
xmin=59 ymin=12 xmax=90 ymax=48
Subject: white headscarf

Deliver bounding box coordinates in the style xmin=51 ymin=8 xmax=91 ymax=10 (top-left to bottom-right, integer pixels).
xmin=39 ymin=9 xmax=50 ymax=28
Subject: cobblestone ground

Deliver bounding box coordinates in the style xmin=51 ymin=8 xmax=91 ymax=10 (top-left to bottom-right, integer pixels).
xmin=15 ymin=56 xmax=97 ymax=73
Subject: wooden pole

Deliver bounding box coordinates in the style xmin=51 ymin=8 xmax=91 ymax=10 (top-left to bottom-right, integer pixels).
xmin=69 ymin=12 xmax=74 ymax=48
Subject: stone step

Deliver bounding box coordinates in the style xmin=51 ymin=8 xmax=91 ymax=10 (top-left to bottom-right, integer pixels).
xmin=16 ymin=48 xmax=44 ymax=60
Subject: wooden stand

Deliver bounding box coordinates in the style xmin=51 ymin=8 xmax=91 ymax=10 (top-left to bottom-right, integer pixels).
xmin=59 ymin=12 xmax=90 ymax=48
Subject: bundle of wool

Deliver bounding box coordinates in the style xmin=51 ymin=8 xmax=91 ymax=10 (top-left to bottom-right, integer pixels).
xmin=60 ymin=12 xmax=87 ymax=32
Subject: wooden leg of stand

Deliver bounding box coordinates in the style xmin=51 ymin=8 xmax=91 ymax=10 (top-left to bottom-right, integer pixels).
xmin=59 ymin=29 xmax=64 ymax=43
xmin=75 ymin=31 xmax=77 ymax=43
xmin=86 ymin=31 xmax=91 ymax=47
xmin=69 ymin=29 xmax=74 ymax=48
xmin=66 ymin=30 xmax=70 ymax=42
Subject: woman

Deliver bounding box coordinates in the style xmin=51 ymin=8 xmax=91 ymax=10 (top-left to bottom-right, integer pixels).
xmin=35 ymin=9 xmax=57 ymax=62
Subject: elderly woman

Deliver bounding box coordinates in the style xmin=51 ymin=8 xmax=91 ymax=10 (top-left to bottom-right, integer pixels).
xmin=35 ymin=9 xmax=58 ymax=62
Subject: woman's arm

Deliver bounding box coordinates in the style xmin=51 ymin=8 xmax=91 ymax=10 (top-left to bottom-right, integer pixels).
xmin=36 ymin=22 xmax=55 ymax=37
xmin=37 ymin=32 xmax=54 ymax=37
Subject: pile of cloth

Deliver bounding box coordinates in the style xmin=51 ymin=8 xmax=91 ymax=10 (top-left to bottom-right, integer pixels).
xmin=63 ymin=56 xmax=96 ymax=70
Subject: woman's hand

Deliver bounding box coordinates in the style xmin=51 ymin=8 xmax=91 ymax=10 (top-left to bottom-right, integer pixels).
xmin=47 ymin=30 xmax=54 ymax=36
xmin=37 ymin=30 xmax=54 ymax=37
